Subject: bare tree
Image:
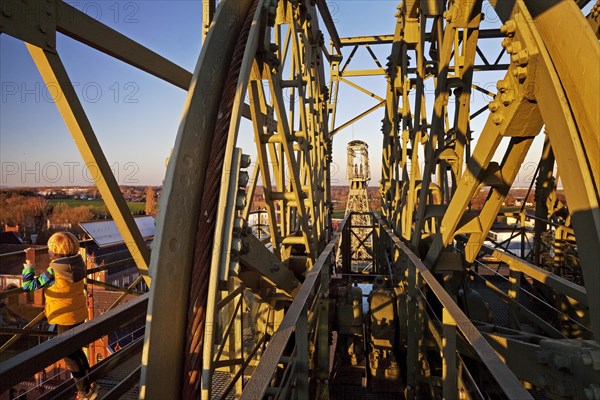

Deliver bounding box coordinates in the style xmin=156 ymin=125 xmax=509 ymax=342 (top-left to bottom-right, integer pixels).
xmin=145 ymin=187 xmax=157 ymax=216
xmin=49 ymin=203 xmax=95 ymax=227
xmin=0 ymin=193 xmax=50 ymax=233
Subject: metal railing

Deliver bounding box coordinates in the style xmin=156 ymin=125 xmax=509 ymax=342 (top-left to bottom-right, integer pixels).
xmin=375 ymin=214 xmax=534 ymax=400
xmin=0 ymin=240 xmax=146 ymax=354
xmin=458 ymin=237 xmax=592 ymax=338
xmin=0 ymin=239 xmax=135 ymax=300
xmin=243 ymin=212 xmax=533 ymax=398
xmin=0 ymin=294 xmax=148 ymax=393
xmin=241 ymin=213 xmax=350 ymax=399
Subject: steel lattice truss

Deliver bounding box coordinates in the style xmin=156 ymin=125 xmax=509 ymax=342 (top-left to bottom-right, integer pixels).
xmin=0 ymin=0 xmax=599 ymax=399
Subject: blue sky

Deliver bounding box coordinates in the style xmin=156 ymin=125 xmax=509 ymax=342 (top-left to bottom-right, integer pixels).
xmin=1 ymin=1 xmax=582 ymax=188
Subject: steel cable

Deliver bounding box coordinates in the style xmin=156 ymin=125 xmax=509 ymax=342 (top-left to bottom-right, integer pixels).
xmin=181 ymin=0 xmax=260 ymax=397
xmin=472 ymin=259 xmax=591 ymax=334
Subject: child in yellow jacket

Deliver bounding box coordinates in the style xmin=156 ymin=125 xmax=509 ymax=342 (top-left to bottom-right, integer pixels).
xmin=22 ymin=232 xmax=98 ymax=400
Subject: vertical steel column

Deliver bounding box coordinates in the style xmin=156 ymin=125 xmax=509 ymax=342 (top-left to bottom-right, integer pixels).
xmin=296 ymin=303 xmax=309 ymax=399
xmin=507 ymin=268 xmax=522 ymax=330
xmin=442 ymin=308 xmax=457 ymax=400
xmin=533 ymin=137 xmax=555 ymax=265
xmin=317 ymin=258 xmax=331 ymax=393
xmin=202 ymin=0 xmax=215 ymax=42
xmin=228 ymin=278 xmax=243 ymax=395
xmin=406 ymin=257 xmax=418 ymax=399
xmin=342 ymin=216 xmax=351 ymax=273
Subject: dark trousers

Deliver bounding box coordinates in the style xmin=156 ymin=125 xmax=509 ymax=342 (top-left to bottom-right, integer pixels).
xmin=57 ymin=324 xmax=92 ymax=393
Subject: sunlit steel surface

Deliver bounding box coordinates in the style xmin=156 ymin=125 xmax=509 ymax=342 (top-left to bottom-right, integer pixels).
xmin=1 ymin=0 xmax=599 ymax=399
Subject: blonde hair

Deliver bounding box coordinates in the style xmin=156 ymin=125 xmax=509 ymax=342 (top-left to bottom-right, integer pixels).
xmin=47 ymin=232 xmax=80 ymax=257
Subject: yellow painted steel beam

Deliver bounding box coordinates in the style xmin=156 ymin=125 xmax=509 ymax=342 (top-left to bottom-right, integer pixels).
xmin=588 ymin=2 xmax=600 ymax=38
xmin=202 ymin=0 xmax=215 ymax=42
xmin=331 ymin=101 xmax=385 ymax=136
xmin=290 ymin=17 xmax=320 ymax=246
xmin=463 ymin=137 xmax=535 ymax=262
xmin=26 ymin=44 xmax=151 ymax=284
xmin=57 ymin=0 xmax=259 ymax=123
xmin=523 ymin=0 xmax=600 ymax=191
xmin=378 ymin=215 xmax=535 ymax=400
xmin=338 ymin=29 xmax=504 ymax=46
xmin=338 ymin=77 xmax=384 ymax=102
xmin=248 ymin=75 xmax=283 ymax=260
xmin=519 ymin=0 xmax=599 ymax=341
xmin=340 ymin=68 xmax=387 ymax=77
xmin=412 ymin=1 xmax=483 ymax=250
xmin=266 ymin=69 xmax=315 ymax=258
xmin=56 ymin=1 xmax=191 ymax=90
xmin=315 ymin=0 xmax=342 ymax=53
xmin=480 ymin=244 xmax=588 ymax=306
xmin=339 ymin=35 xmax=395 ymax=46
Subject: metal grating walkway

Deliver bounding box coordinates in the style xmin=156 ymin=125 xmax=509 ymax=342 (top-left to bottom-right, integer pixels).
xmin=95 ymin=351 xmax=141 ymax=399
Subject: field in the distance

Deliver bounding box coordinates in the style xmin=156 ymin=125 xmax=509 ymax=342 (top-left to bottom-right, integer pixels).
xmin=49 ymin=199 xmax=145 ymax=214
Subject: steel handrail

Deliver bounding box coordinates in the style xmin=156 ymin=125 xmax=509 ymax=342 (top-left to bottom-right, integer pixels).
xmin=241 ymin=213 xmax=350 ymax=399
xmin=376 ymin=214 xmax=533 ymax=400
xmin=456 ymin=235 xmax=587 ymax=306
xmin=0 ymin=293 xmax=148 ymax=392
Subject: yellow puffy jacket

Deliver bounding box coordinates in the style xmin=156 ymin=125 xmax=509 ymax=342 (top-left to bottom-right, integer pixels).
xmin=23 ymin=254 xmax=89 ymax=325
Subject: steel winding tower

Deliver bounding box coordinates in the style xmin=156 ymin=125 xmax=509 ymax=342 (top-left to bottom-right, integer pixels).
xmin=0 ymin=0 xmax=599 ymax=399
xmin=345 ymin=140 xmax=372 ymax=262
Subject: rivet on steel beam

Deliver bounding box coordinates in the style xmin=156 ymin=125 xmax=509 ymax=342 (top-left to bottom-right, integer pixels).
xmin=492 ymin=114 xmax=504 ymax=125
xmin=46 ymin=40 xmax=55 ymax=49
xmin=512 ymin=49 xmax=529 ymax=65
xmin=500 ymin=20 xmax=516 ymax=36
xmin=501 ymin=93 xmax=514 ymax=106
xmin=231 ymin=237 xmax=243 ymax=255
xmin=235 ymin=192 xmax=246 ymax=210
xmin=46 ymin=4 xmax=54 ymax=16
xmin=512 ymin=66 xmax=527 ymax=81
xmin=506 ymin=41 xmax=521 ymax=55
xmin=496 ymin=79 xmax=509 ymax=93
xmin=240 ymin=154 xmax=251 ymax=168
xmin=233 ymin=217 xmax=245 ymax=235
xmin=488 ymin=100 xmax=500 ymax=113
xmin=238 ymin=170 xmax=249 ymax=187
xmin=39 ymin=24 xmax=47 ymax=33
